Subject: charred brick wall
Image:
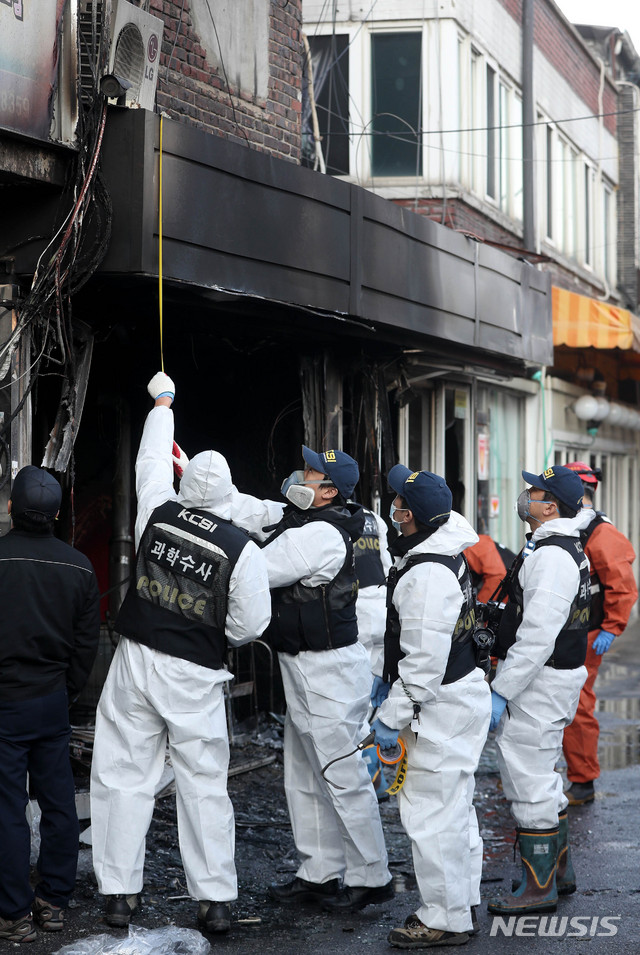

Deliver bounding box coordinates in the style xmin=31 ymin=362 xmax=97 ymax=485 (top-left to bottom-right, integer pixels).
xmin=150 ymin=0 xmax=302 ymax=163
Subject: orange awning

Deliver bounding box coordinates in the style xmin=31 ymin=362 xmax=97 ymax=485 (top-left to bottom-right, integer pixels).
xmin=552 ymin=286 xmax=634 ymax=350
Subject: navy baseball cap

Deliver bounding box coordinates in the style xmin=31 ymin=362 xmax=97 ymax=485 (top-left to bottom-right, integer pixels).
xmin=302 ymin=446 xmax=359 ymax=499
xmin=388 ymin=465 xmax=452 ymax=527
xmin=521 ymin=465 xmax=584 ymax=513
xmin=11 ymin=465 xmax=62 ymax=519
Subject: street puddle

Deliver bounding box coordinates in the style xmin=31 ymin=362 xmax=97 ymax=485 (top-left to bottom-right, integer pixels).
xmin=597 ymin=695 xmax=640 ymax=771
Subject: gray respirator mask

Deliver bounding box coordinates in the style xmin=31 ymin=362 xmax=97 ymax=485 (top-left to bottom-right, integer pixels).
xmin=516 ymin=488 xmax=556 ymax=525
xmin=515 ymin=489 xmax=531 ymax=523
xmin=280 ymin=470 xmax=332 ymax=511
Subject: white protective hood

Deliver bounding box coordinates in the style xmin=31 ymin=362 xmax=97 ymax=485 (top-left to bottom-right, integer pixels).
xmin=399 ymin=510 xmax=479 ymax=565
xmin=178 ymin=451 xmax=235 ymax=520
xmin=530 ymin=506 xmax=593 ymax=542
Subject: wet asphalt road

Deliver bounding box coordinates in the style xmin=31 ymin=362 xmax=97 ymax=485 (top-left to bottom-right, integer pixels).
xmin=31 ymin=618 xmax=640 ymax=953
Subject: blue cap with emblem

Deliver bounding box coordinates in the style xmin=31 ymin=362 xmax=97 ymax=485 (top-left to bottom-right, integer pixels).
xmin=302 ymin=446 xmax=359 ymax=499
xmin=387 ymin=464 xmax=452 ymax=527
xmin=521 ymin=465 xmax=584 ymax=513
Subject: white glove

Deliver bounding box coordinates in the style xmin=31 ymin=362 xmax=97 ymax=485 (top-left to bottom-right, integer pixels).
xmin=147 ymin=371 xmax=175 ymax=401
xmin=172 ymin=441 xmax=190 ymax=479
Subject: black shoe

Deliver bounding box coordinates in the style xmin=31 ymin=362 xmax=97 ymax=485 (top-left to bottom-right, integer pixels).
xmin=0 ymin=914 xmax=37 ymax=943
xmin=268 ymin=877 xmax=340 ymax=904
xmin=33 ymin=897 xmax=65 ymax=931
xmin=197 ymin=901 xmax=231 ymax=934
xmin=322 ymin=880 xmax=394 ymax=912
xmin=406 ymin=909 xmax=479 ymax=936
xmin=389 ymin=920 xmax=470 ymax=948
xmin=565 ymin=781 xmax=595 ymax=806
xmin=105 ymin=894 xmax=139 ymax=928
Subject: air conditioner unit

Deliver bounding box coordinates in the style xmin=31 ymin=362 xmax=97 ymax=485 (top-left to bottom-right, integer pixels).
xmin=79 ymin=0 xmax=164 ymax=111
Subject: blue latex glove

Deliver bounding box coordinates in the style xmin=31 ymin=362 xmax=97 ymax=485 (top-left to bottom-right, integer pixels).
xmin=592 ymin=629 xmax=615 ymax=655
xmin=371 ymin=675 xmax=391 ymax=708
xmin=489 ymin=691 xmax=508 ymax=732
xmin=370 ymin=718 xmax=399 ymax=751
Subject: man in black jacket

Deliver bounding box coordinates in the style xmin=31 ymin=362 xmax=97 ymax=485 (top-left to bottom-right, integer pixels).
xmin=0 ymin=466 xmax=100 ymax=943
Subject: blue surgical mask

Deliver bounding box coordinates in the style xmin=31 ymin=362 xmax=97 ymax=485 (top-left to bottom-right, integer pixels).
xmin=389 ymin=503 xmax=408 ymax=532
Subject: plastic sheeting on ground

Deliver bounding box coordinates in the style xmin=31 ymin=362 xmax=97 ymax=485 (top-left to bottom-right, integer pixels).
xmin=53 ymin=925 xmax=211 ymax=955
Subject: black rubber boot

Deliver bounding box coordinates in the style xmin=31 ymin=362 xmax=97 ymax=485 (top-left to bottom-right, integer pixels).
xmin=197 ymin=901 xmax=231 ymax=933
xmin=322 ymin=880 xmax=394 ymax=912
xmin=556 ymin=810 xmax=576 ymax=895
xmin=104 ymin=894 xmax=139 ymax=927
xmin=565 ymin=781 xmax=594 ymax=806
xmin=488 ymin=827 xmax=559 ymax=915
xmin=268 ymin=877 xmax=340 ymax=903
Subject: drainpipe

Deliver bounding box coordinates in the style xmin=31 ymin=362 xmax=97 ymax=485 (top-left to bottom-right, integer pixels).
xmin=522 ymin=0 xmax=535 ymax=253
xmin=109 ymin=398 xmax=133 ymax=621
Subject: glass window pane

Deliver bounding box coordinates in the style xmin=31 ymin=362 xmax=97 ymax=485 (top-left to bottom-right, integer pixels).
xmin=499 ymin=83 xmax=508 ymax=210
xmin=512 ymin=95 xmax=523 ymax=220
xmin=584 ymin=164 xmax=592 ymax=265
xmin=371 ymin=33 xmax=422 ymax=176
xmin=486 ymin=65 xmax=496 ymax=197
xmin=478 ymin=386 xmax=523 ymax=552
xmin=445 ymin=387 xmax=468 ymax=515
xmin=303 ymin=35 xmax=350 ymax=175
xmin=546 ymin=126 xmax=553 ymax=239
xmin=407 ymin=392 xmax=431 ymax=470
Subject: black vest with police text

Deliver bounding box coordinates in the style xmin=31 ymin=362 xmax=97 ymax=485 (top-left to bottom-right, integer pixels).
xmin=354 ymin=508 xmax=387 ymax=589
xmin=264 ymin=503 xmax=363 ymax=654
xmin=581 ymin=512 xmax=608 ymax=630
xmin=494 ymin=534 xmax=591 ymax=668
xmin=383 ymin=553 xmax=477 ymax=686
xmin=115 ymin=500 xmax=248 ymax=670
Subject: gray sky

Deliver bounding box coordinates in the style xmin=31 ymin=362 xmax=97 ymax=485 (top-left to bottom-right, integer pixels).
xmin=555 ymin=0 xmax=640 ymax=54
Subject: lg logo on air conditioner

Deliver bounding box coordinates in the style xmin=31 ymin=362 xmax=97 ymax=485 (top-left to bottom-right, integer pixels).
xmin=146 ymin=33 xmax=159 ymax=82
xmin=490 ymin=916 xmax=621 ymax=938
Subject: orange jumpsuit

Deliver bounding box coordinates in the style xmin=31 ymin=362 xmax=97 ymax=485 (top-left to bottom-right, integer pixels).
xmin=562 ymin=518 xmax=637 ymax=783
xmin=465 ymin=534 xmax=508 ymax=603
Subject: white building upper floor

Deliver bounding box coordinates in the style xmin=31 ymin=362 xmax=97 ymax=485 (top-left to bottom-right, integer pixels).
xmin=302 ymin=0 xmax=620 ymax=293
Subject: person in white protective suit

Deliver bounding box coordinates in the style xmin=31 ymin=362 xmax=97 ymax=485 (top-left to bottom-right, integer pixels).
xmin=354 ymin=505 xmax=393 ymax=799
xmin=228 ymin=447 xmax=393 ymax=913
xmin=90 ymin=372 xmax=271 ymax=936
xmin=486 ymin=466 xmax=591 ymax=916
xmin=369 ymin=466 xmax=491 ymax=949
xmin=354 ymin=506 xmax=392 ymax=676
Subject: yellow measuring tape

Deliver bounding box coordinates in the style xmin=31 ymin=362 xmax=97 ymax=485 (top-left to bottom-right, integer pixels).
xmin=385 ymin=750 xmax=408 ymax=796
xmin=158 ymin=114 xmax=165 ymax=372
xmin=363 ymin=738 xmax=409 ymax=796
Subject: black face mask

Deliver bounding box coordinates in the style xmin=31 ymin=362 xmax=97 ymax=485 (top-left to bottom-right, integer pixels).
xmin=389 ymin=527 xmax=437 ymax=558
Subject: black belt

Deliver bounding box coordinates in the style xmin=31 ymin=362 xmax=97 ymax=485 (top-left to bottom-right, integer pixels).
xmin=544 ymin=658 xmax=583 ymax=670
xmin=302 ymin=632 xmax=358 ymax=653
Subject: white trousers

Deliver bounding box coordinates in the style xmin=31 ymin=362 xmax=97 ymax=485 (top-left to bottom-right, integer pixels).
xmin=90 ymin=638 xmax=237 ymax=901
xmin=398 ymin=669 xmax=491 ymax=934
xmin=495 ymin=663 xmax=587 ymax=829
xmin=279 ymin=641 xmax=390 ymax=887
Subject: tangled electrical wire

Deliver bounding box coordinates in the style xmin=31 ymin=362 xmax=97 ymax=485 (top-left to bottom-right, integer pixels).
xmin=0 ymin=11 xmax=114 ymax=490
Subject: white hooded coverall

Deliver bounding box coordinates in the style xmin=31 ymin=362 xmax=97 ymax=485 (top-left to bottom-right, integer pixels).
xmin=376 ymin=513 xmax=491 ymax=934
xmin=229 ymin=489 xmax=391 ymax=889
xmin=356 ymin=508 xmax=392 ymax=677
xmin=491 ymin=511 xmax=591 ymax=830
xmin=90 ymin=406 xmax=271 ymax=902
